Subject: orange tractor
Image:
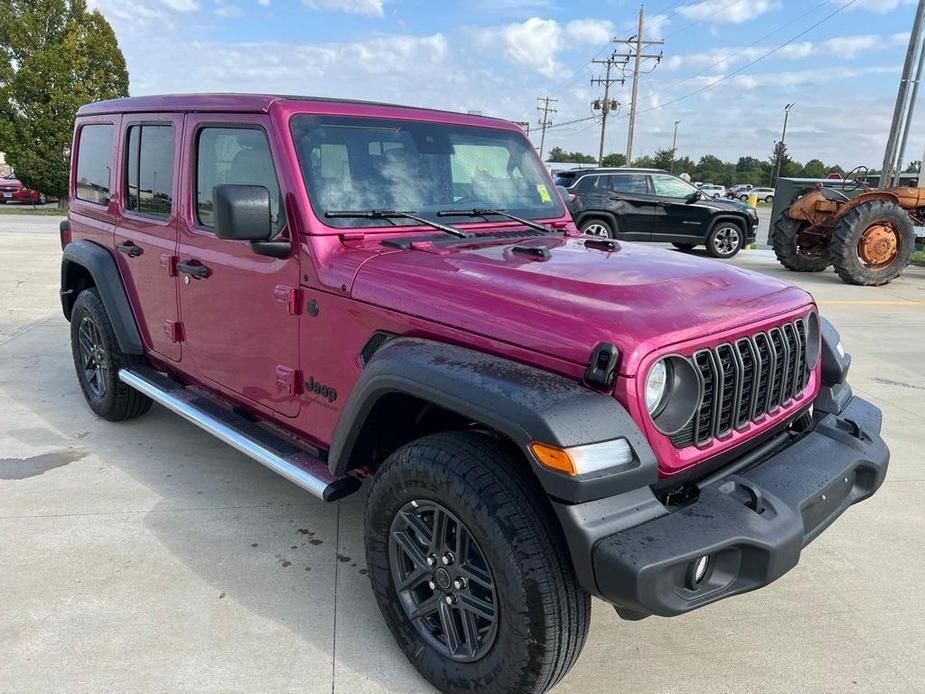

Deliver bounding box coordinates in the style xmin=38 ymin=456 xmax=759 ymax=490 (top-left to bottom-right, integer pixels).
xmin=771 ymin=167 xmax=920 ymax=285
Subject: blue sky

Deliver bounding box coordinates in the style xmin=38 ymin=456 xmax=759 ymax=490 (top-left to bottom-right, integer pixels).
xmin=88 ymin=0 xmax=919 ymax=168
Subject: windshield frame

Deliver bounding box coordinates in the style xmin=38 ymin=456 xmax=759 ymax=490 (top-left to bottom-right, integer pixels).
xmin=288 ymin=113 xmax=565 ymax=232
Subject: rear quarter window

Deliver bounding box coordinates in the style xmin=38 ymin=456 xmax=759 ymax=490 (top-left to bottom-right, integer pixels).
xmin=75 ymin=124 xmax=114 ymax=205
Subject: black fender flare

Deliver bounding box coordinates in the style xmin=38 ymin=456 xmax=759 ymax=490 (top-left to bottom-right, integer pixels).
xmin=61 ymin=240 xmax=144 ymax=355
xmin=328 ymin=337 xmax=658 ymax=503
xmin=574 ymin=210 xmax=620 ymax=235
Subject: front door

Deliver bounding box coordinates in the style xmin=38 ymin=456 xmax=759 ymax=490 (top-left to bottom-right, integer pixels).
xmin=650 ymin=173 xmax=710 ymax=240
xmin=176 ymin=114 xmax=302 ymax=417
xmin=114 ymin=114 xmax=181 ymax=361
xmin=601 ymin=172 xmax=657 ymax=240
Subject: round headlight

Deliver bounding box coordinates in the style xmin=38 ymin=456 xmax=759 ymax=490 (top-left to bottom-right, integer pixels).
xmin=647 ymin=355 xmax=701 ymax=436
xmin=645 ymin=360 xmax=669 ymax=414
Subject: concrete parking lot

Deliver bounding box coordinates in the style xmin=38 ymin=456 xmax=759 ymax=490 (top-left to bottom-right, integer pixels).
xmin=1 ymin=213 xmax=923 ymax=693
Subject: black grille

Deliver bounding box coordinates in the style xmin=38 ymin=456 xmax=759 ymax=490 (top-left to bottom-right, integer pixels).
xmin=670 ymin=316 xmax=811 ymax=448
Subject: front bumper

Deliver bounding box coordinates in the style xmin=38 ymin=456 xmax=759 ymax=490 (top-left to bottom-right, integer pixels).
xmin=588 ymin=395 xmax=888 ymax=618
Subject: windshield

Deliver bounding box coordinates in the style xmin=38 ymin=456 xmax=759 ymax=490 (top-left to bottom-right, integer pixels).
xmin=290 ymin=115 xmax=564 ymax=228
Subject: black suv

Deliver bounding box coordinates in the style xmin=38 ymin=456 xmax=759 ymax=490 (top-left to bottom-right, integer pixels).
xmin=558 ymin=168 xmax=759 ymax=258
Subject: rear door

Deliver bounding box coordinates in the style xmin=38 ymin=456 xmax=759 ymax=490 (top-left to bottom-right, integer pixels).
xmin=603 ymin=173 xmax=656 ymax=240
xmin=650 ymin=173 xmax=710 ymax=241
xmin=114 ymin=115 xmax=182 ymax=361
xmin=176 ymin=114 xmax=301 ymax=417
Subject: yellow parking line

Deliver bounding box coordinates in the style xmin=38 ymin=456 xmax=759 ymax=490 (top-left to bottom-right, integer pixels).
xmin=816 ymin=300 xmax=925 ymax=305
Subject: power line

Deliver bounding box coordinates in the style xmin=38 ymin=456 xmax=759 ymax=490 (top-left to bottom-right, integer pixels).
xmin=645 ymin=1 xmax=830 ymax=104
xmin=536 ymin=96 xmax=558 ymax=159
xmin=627 ymin=0 xmax=861 ymax=119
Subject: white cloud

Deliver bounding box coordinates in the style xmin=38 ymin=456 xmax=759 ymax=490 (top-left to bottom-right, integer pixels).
xmin=301 ymin=0 xmax=385 ymax=17
xmin=257 ymin=0 xmax=270 ymax=5
xmin=161 ymin=0 xmax=198 ymax=10
xmin=478 ymin=17 xmax=563 ymax=77
xmin=848 ymin=0 xmax=915 ymax=13
xmin=677 ymin=0 xmax=780 ymax=25
xmin=564 ymin=19 xmax=613 ymax=46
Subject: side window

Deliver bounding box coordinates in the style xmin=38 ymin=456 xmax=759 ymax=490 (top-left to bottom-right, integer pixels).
xmin=609 ymin=174 xmax=649 ymax=195
xmin=125 ymin=124 xmax=175 ymax=218
xmin=75 ymin=124 xmax=114 ymax=205
xmin=651 ymin=174 xmax=697 ymax=199
xmin=196 ymin=127 xmax=282 ymax=230
xmin=574 ymin=175 xmax=599 ymax=193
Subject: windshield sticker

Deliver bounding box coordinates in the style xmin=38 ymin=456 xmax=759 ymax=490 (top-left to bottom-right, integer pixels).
xmin=536 ymin=184 xmax=552 ymax=203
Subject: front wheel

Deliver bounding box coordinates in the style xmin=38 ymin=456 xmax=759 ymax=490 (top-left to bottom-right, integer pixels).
xmin=770 ymin=214 xmax=831 ymax=272
xmin=365 ymin=431 xmax=590 ymax=694
xmin=706 ymin=222 xmax=744 ymax=258
xmin=579 ymin=218 xmax=614 ymax=238
xmin=70 ymin=288 xmax=152 ymax=421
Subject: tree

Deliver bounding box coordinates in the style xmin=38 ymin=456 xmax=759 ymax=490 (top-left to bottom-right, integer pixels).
xmin=652 ymin=147 xmax=674 ymax=171
xmin=601 ymin=152 xmax=626 ymax=167
xmin=0 ymin=0 xmax=128 ymax=204
xmin=769 ymin=141 xmax=798 ymax=184
xmin=800 ymin=159 xmax=827 ymax=179
xmin=546 ymin=146 xmax=595 ymax=163
xmin=905 ymin=160 xmax=921 ymax=174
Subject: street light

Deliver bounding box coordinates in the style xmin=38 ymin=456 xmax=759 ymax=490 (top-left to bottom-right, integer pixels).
xmin=670 ymin=120 xmax=681 ymax=172
xmin=772 ymin=102 xmax=795 ymax=184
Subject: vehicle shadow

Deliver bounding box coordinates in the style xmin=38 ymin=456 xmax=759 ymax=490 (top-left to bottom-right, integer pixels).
xmin=0 ymin=318 xmax=427 ymax=692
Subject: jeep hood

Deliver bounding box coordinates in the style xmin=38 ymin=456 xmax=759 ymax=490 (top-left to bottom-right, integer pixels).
xmin=350 ymin=235 xmax=812 ymax=376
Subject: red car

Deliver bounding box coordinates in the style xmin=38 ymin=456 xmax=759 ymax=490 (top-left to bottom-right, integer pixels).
xmin=0 ymin=173 xmax=54 ymax=204
xmin=60 ymin=94 xmax=889 ymax=694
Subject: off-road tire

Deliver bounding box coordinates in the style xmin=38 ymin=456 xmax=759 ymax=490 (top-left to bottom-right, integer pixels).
xmin=770 ymin=214 xmax=831 ymax=272
xmin=672 ymin=242 xmax=697 ymax=251
xmin=70 ymin=288 xmax=152 ymax=421
xmin=365 ymin=431 xmax=591 ymax=694
xmin=830 ymin=199 xmax=915 ymax=286
xmin=706 ymin=220 xmax=744 ymax=258
xmin=579 ymin=217 xmax=614 ymax=238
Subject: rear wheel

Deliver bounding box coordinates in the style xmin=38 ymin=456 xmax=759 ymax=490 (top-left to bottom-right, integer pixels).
xmin=830 ymin=199 xmax=914 ymax=286
xmin=706 ymin=221 xmax=744 ymax=258
xmin=579 ymin=218 xmax=614 ymax=238
xmin=671 ymin=242 xmax=697 ymax=251
xmin=770 ymin=214 xmax=831 ymax=272
xmin=365 ymin=431 xmax=591 ymax=694
xmin=70 ymin=288 xmax=152 ymax=421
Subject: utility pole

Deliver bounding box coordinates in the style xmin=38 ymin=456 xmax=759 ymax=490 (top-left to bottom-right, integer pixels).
xmin=895 ymin=26 xmax=925 ymax=185
xmin=590 ymin=53 xmax=626 ymax=166
xmin=670 ymin=120 xmax=680 ymax=172
xmin=536 ymin=96 xmax=557 ymax=160
xmin=881 ymin=0 xmax=925 ymax=189
xmin=614 ymin=5 xmax=664 ymax=165
xmin=772 ymin=102 xmax=795 ymax=184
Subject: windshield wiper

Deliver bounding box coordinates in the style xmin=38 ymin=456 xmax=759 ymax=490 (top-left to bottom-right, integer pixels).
xmin=325 ymin=209 xmax=469 ymax=239
xmin=437 ymin=208 xmax=557 ymax=234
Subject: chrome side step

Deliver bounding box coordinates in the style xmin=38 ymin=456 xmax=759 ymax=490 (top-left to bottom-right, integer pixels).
xmin=118 ymin=367 xmax=360 ymax=502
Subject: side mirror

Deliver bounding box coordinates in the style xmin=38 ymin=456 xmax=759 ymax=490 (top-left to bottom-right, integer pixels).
xmin=685 ymin=191 xmax=701 ymax=204
xmin=213 ymin=184 xmax=273 ymax=242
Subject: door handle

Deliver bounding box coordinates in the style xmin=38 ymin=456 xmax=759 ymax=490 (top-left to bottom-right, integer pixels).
xmin=177 ymin=260 xmax=211 ymax=279
xmin=116 ymin=241 xmax=143 ymax=257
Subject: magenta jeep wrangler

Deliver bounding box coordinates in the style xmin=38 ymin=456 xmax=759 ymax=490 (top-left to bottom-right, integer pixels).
xmin=60 ymin=94 xmax=888 ymax=693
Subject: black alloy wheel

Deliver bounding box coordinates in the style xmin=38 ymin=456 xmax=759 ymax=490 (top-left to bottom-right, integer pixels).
xmin=389 ymin=498 xmax=498 ymax=662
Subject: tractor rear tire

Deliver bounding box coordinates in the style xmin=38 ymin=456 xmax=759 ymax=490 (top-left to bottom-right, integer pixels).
xmin=770 ymin=215 xmax=830 ymax=272
xmin=830 ymin=199 xmax=914 ymax=286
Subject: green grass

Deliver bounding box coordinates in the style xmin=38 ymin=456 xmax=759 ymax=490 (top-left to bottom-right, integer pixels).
xmin=0 ymin=205 xmax=65 ymax=215
xmin=911 ymin=250 xmax=925 ymax=267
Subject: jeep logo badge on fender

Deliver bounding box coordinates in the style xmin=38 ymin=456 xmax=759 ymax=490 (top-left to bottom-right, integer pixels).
xmin=305 ymin=376 xmax=337 ymax=402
